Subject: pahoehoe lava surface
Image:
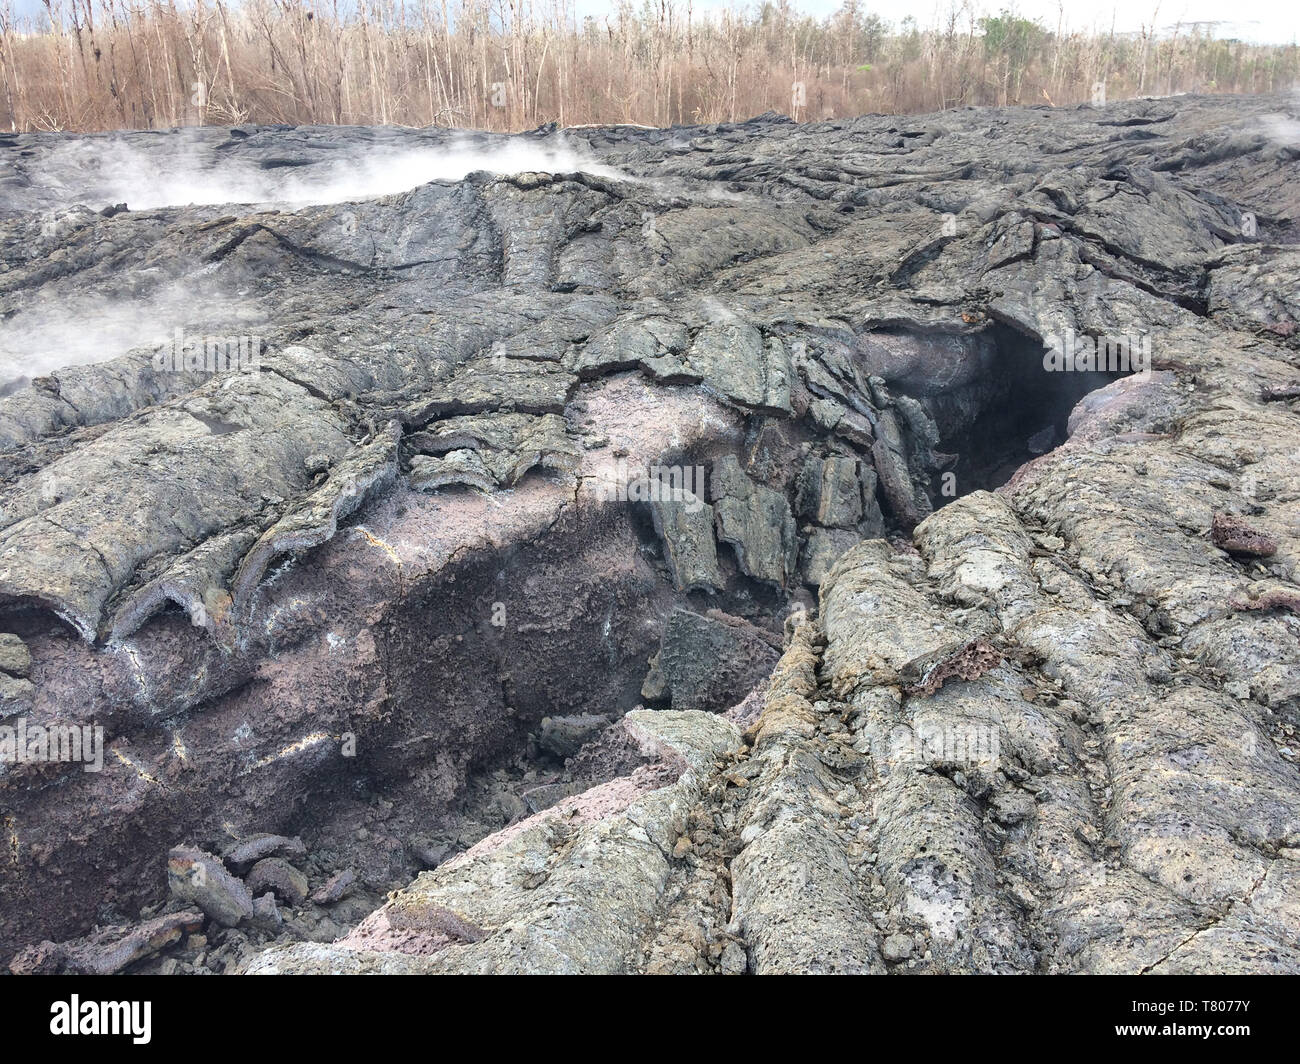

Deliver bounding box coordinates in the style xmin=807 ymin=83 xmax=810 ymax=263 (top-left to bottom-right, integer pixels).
xmin=2 ymin=93 xmax=1299 ymax=974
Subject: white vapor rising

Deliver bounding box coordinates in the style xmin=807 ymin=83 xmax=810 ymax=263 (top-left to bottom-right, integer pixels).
xmin=1259 ymin=114 xmax=1300 ymax=146
xmin=38 ymin=135 xmax=629 ymax=211
xmin=0 ymin=283 xmax=269 ymax=387
xmin=1256 ymin=87 xmax=1300 ymax=146
xmin=1 ymin=134 xmax=631 ymax=385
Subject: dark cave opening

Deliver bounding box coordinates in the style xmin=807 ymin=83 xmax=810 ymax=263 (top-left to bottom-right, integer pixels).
xmin=928 ymin=322 xmax=1136 ymax=498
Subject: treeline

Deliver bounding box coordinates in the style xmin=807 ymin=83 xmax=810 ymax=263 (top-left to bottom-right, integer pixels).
xmin=0 ymin=0 xmax=1295 ymax=133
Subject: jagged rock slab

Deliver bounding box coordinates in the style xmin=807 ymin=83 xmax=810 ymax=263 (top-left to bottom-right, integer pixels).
xmin=710 ymin=454 xmax=799 ymax=587
xmin=642 ymin=608 xmax=782 ymax=712
xmin=9 ymin=911 xmax=204 ymax=975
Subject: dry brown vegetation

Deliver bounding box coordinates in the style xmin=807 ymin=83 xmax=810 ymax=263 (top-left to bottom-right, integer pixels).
xmin=0 ymin=0 xmax=1296 ymax=133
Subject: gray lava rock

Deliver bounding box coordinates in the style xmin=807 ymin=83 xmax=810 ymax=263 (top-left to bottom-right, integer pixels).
xmin=246 ymin=857 xmax=310 ymax=905
xmin=6 ymin=93 xmax=1300 ymax=975
xmin=795 ymin=454 xmax=864 ymax=529
xmin=800 ymin=527 xmax=862 ymax=587
xmin=521 ymin=781 xmax=587 ymax=814
xmin=720 ymin=941 xmax=749 ymax=974
xmin=408 ymin=838 xmax=451 ymax=870
xmin=651 ymin=498 xmax=723 ymax=593
xmin=871 ymin=407 xmax=932 ymax=530
xmin=167 ymin=847 xmax=255 ymax=928
xmin=0 ymin=672 xmax=34 ymax=719
xmin=409 ymin=449 xmax=496 ymax=493
xmin=882 ymin=934 xmax=915 ymax=963
xmin=251 ymin=892 xmax=283 ymax=931
xmin=538 ymin=713 xmax=612 ymax=761
xmin=685 ymin=324 xmax=793 ymax=415
xmin=647 ymin=607 xmax=781 ymax=713
xmin=0 ymin=634 xmax=31 ymax=677
xmin=408 ymin=412 xmax=580 ymax=488
xmin=310 ymin=869 xmax=357 ymax=905
xmin=222 ymin=833 xmax=308 ymax=871
xmin=8 ymin=911 xmax=203 ymax=975
xmin=711 ymin=455 xmax=798 ymax=587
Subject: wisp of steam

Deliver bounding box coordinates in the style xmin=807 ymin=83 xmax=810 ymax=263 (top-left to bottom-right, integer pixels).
xmin=0 ymin=282 xmax=270 ymax=390
xmin=0 ymin=134 xmax=630 ymax=387
xmin=36 ymin=134 xmax=628 ymax=211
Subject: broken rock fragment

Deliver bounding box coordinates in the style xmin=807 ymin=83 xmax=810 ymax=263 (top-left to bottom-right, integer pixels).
xmin=796 ymin=454 xmax=864 ymax=528
xmin=311 ymin=870 xmax=358 ymax=906
xmin=711 ymin=455 xmax=798 ymax=587
xmin=644 ymin=607 xmax=782 ymax=713
xmin=651 ymin=498 xmax=723 ymax=592
xmin=800 ymin=527 xmax=863 ymax=588
xmin=0 ymin=672 xmax=34 ymax=719
xmin=1211 ymin=511 xmax=1278 ymax=557
xmin=537 ymin=713 xmax=613 ymax=761
xmin=409 ymin=449 xmax=496 ymax=493
xmin=246 ymin=857 xmax=310 ymax=906
xmin=0 ymin=633 xmax=31 ymax=677
xmin=251 ymin=893 xmax=283 ymax=932
xmin=222 ymin=833 xmax=309 ymax=871
xmin=871 ymin=406 xmax=932 ymax=529
xmin=167 ymin=846 xmax=256 ymax=928
xmin=8 ymin=911 xmax=204 ymax=975
xmin=407 ymin=411 xmax=580 ymax=487
xmin=685 ymin=323 xmax=793 ymax=415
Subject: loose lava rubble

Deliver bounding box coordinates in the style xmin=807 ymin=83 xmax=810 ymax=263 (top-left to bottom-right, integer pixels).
xmin=1 ymin=92 xmax=1299 ymax=974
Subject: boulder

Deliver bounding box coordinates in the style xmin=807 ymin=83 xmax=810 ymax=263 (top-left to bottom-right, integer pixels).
xmin=167 ymin=847 xmax=255 ymax=928
xmin=644 ymin=608 xmax=782 ymax=713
